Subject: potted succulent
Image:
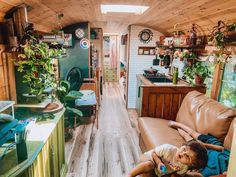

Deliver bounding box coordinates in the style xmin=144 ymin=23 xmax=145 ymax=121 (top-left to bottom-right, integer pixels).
xmin=183 ymin=62 xmax=210 ymax=85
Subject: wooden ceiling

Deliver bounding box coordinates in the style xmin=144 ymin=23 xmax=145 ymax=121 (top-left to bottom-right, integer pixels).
xmin=0 ymin=0 xmax=236 ymax=34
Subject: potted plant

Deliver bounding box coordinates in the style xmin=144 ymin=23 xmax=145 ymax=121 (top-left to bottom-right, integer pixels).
xmin=179 ymin=50 xmax=197 ymax=66
xmin=207 ymin=21 xmax=235 ymax=66
xmin=56 ymin=80 xmax=83 ymax=140
xmin=14 ymin=24 xmax=62 ymax=103
xmin=208 ymin=20 xmax=227 ymax=49
xmin=226 ymin=22 xmax=236 ymax=43
xmin=183 ymin=62 xmax=210 ymax=85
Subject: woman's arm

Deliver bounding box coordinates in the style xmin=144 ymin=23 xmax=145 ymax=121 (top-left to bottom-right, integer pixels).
xmin=151 ymin=151 xmax=166 ymax=174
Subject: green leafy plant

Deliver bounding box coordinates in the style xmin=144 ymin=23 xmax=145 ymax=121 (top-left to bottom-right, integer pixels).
xmin=181 ymin=51 xmax=197 ymax=60
xmin=208 ymin=20 xmax=227 ymax=49
xmin=207 ymin=21 xmax=236 ymax=64
xmin=183 ymin=62 xmax=210 ymax=85
xmin=56 ymin=80 xmax=83 ymax=124
xmin=56 ymin=80 xmax=83 ymax=140
xmin=192 ymin=62 xmax=210 ymax=79
xmin=14 ymin=36 xmax=62 ymax=99
xmin=226 ymin=22 xmax=236 ymax=32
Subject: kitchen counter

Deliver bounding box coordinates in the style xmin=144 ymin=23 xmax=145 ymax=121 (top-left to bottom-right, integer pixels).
xmin=136 ymin=74 xmax=206 ymax=119
xmin=137 ymin=74 xmax=194 ymax=87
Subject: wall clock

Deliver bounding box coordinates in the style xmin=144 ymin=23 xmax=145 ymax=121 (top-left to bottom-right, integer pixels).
xmin=138 ymin=29 xmax=153 ymax=43
xmin=75 ymin=28 xmax=85 ymax=39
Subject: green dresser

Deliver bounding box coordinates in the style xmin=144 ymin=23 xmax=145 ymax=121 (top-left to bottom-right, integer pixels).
xmin=0 ymin=109 xmax=67 ymax=177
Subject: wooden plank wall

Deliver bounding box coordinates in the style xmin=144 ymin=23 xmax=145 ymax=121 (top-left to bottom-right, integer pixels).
xmin=0 ymin=45 xmax=9 ymax=100
xmin=141 ymin=86 xmax=206 ymax=120
xmin=0 ymin=45 xmax=17 ymax=101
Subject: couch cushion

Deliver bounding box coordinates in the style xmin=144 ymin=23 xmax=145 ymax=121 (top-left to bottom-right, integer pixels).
xmin=176 ymin=91 xmax=236 ymax=141
xmin=224 ymin=118 xmax=236 ymax=150
xmin=138 ymin=117 xmax=185 ymax=151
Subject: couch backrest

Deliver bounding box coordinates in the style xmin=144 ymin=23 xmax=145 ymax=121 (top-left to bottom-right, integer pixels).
xmin=176 ymin=91 xmax=236 ymax=142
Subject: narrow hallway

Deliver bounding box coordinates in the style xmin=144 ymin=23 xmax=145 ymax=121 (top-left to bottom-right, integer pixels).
xmin=67 ymin=83 xmax=141 ymax=177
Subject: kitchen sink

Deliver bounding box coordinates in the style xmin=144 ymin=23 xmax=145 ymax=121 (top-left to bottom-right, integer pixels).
xmin=146 ymin=77 xmax=172 ymax=83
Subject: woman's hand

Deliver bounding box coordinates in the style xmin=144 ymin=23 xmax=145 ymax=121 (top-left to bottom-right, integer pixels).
xmin=157 ymin=162 xmax=166 ymax=174
xmin=151 ymin=151 xmax=166 ymax=174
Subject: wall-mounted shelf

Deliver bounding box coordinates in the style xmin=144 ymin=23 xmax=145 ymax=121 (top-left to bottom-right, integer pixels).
xmin=157 ymin=44 xmax=205 ymax=49
xmin=138 ymin=46 xmax=156 ymax=55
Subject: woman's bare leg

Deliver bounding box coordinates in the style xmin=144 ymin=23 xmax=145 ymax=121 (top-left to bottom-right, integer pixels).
xmin=168 ymin=121 xmax=201 ymax=139
xmin=177 ymin=126 xmax=224 ymax=152
xmin=177 ymin=128 xmax=194 ymax=141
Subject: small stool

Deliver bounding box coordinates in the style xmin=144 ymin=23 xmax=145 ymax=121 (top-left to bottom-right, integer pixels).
xmin=75 ymin=90 xmax=98 ymax=128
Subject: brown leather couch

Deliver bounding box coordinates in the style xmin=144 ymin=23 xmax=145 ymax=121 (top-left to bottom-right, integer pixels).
xmin=138 ymin=91 xmax=236 ymax=176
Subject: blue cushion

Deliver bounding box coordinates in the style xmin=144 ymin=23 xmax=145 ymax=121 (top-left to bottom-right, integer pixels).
xmin=75 ymin=90 xmax=97 ymax=106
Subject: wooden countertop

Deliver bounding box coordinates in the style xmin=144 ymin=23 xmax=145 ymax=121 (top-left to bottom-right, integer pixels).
xmin=137 ymin=74 xmax=204 ymax=88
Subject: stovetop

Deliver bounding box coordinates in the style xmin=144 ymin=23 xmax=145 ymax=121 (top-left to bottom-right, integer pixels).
xmin=143 ymin=73 xmax=166 ymax=78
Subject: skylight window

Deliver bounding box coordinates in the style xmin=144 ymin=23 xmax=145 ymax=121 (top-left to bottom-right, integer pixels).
xmin=101 ymin=5 xmax=149 ymax=14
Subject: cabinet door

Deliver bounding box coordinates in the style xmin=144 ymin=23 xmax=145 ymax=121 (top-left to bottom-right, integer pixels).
xmin=50 ymin=116 xmax=66 ymax=177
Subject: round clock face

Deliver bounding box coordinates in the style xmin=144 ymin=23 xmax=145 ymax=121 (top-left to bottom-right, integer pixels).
xmin=141 ymin=32 xmax=150 ymax=41
xmin=139 ymin=29 xmax=153 ymax=43
xmin=75 ymin=28 xmax=85 ymax=39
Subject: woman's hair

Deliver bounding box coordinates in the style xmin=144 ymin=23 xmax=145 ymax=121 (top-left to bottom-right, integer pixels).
xmin=184 ymin=140 xmax=208 ymax=169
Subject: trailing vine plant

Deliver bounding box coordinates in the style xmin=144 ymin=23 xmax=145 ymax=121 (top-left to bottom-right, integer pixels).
xmin=14 ymin=23 xmax=62 ymax=99
xmin=208 ymin=20 xmax=236 ymax=64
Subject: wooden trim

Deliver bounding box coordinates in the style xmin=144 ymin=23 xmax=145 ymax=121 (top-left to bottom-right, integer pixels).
xmin=210 ymin=62 xmax=225 ymax=100
xmin=126 ymin=25 xmax=131 ymax=108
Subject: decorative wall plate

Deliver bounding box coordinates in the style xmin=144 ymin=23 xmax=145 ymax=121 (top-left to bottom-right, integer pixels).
xmin=138 ymin=29 xmax=153 ymax=43
xmin=75 ymin=28 xmax=85 ymax=39
xmin=80 ymin=38 xmax=90 ymax=49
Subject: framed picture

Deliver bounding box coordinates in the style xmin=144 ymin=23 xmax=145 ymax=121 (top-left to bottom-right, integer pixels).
xmin=143 ymin=50 xmax=150 ymax=55
xmin=150 ymin=49 xmax=155 ymax=55
xmin=138 ymin=48 xmax=144 ymax=55
xmin=64 ymin=34 xmax=73 ymax=47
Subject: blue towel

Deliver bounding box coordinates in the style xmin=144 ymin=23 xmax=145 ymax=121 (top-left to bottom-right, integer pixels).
xmin=75 ymin=90 xmax=97 ymax=106
xmin=198 ymin=134 xmax=230 ymax=177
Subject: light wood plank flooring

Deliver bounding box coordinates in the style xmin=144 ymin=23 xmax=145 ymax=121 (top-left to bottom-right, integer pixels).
xmin=66 ymin=82 xmax=142 ymax=177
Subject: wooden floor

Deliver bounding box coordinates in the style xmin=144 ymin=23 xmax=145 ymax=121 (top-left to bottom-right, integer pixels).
xmin=66 ymin=82 xmax=142 ymax=177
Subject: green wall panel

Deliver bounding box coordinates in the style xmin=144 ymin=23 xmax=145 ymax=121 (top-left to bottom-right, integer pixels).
xmin=59 ymin=22 xmax=90 ymax=80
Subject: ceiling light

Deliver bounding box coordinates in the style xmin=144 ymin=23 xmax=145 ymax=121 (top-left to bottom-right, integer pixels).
xmin=101 ymin=5 xmax=149 ymax=14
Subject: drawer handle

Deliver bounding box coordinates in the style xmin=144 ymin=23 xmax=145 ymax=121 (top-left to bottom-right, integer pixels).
xmin=138 ymin=86 xmax=140 ymax=98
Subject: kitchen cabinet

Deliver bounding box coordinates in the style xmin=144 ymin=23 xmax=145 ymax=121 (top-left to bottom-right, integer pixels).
xmin=0 ymin=108 xmax=67 ymax=177
xmin=136 ymin=75 xmax=206 ymax=119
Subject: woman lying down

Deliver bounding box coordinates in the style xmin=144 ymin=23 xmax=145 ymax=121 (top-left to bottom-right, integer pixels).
xmin=128 ymin=121 xmax=230 ymax=177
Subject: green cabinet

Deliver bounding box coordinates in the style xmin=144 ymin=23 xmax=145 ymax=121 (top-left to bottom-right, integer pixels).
xmin=0 ymin=109 xmax=67 ymax=177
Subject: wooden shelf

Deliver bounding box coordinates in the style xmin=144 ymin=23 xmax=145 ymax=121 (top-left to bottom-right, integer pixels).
xmin=138 ymin=46 xmax=156 ymax=55
xmin=158 ymin=44 xmax=205 ymax=49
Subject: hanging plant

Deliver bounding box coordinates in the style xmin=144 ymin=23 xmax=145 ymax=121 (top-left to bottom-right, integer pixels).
xmin=208 ymin=20 xmax=227 ymax=49
xmin=207 ymin=20 xmax=236 ymax=64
